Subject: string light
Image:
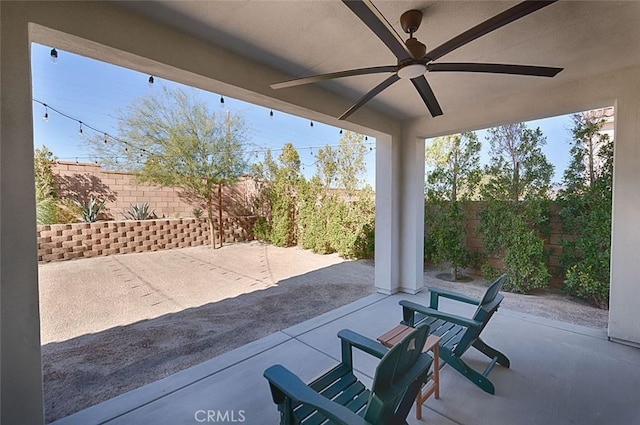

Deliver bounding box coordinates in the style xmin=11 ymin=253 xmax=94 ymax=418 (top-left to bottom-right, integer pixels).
xmin=32 ymin=98 xmax=375 ymax=171
xmin=43 ymin=104 xmax=49 ymax=122
xmin=50 ymin=48 xmax=58 ymax=64
xmin=148 ymin=75 xmax=154 ymax=86
xmin=269 ymin=110 xmax=274 ymax=118
xmin=365 ymin=136 xmax=368 ymax=141
xmin=220 ymin=95 xmax=225 ymax=105
xmin=310 ymin=121 xmax=314 ymax=127
xmin=32 ymin=99 xmax=151 ymax=159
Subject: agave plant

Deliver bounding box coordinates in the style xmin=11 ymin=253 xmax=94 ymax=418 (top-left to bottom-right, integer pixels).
xmin=73 ymin=197 xmax=107 ymax=222
xmin=124 ymin=203 xmax=155 ymax=220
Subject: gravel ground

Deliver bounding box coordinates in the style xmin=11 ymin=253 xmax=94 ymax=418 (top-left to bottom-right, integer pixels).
xmin=39 ymin=245 xmax=608 ymax=423
xmin=424 ymin=267 xmax=609 ymax=329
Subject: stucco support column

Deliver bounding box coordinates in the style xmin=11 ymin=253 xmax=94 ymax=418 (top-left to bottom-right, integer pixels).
xmin=608 ymin=92 xmax=640 ymax=347
xmin=374 ymin=130 xmax=425 ymax=294
xmin=398 ymin=131 xmax=425 ymax=294
xmin=1 ymin=8 xmax=46 ymax=424
xmin=375 ymin=134 xmax=399 ymax=294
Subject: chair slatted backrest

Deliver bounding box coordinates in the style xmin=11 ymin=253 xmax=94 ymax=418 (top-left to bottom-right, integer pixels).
xmin=473 ymin=274 xmax=507 ymax=324
xmin=453 ymin=274 xmax=506 ymax=357
xmin=363 ymin=324 xmax=432 ymax=425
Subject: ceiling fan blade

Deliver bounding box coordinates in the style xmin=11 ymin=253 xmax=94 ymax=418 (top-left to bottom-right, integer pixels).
xmin=425 ymin=1 xmax=558 ymax=61
xmin=428 ymin=62 xmax=563 ymax=77
xmin=411 ymin=76 xmax=443 ymax=117
xmin=338 ymin=74 xmax=400 ymax=120
xmin=271 ymin=65 xmax=396 ymax=89
xmin=342 ymin=0 xmax=412 ymax=61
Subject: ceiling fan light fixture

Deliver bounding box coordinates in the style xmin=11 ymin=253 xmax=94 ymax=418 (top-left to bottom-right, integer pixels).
xmin=398 ymin=63 xmax=427 ymax=79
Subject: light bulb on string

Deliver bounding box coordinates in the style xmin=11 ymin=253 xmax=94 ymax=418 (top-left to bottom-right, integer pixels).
xmin=339 ymin=129 xmax=343 ymax=135
xmin=220 ymin=95 xmax=225 ymax=105
xmin=103 ymin=133 xmax=108 ymax=144
xmin=43 ymin=105 xmax=49 ymax=122
xmin=78 ymin=122 xmax=83 ymax=135
xmin=365 ymin=136 xmax=368 ymax=141
xmin=310 ymin=121 xmax=314 ymax=128
xmin=75 ymin=157 xmax=79 ymax=164
xmin=269 ymin=110 xmax=274 ymax=118
xmin=148 ymin=76 xmax=154 ymax=87
xmin=50 ymin=48 xmax=58 ymax=64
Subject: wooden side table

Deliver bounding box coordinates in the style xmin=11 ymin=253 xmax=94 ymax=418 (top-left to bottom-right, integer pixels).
xmin=377 ymin=324 xmax=440 ymax=420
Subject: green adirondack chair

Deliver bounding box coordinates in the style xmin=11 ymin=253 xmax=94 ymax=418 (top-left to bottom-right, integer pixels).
xmin=400 ymin=274 xmax=509 ymax=394
xmin=264 ymin=324 xmax=433 ymax=425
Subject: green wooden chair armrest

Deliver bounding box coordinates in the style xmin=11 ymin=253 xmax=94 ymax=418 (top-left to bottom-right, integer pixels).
xmin=400 ymin=300 xmax=482 ymax=328
xmin=264 ymin=365 xmax=370 ymax=425
xmin=338 ymin=329 xmax=389 ymax=359
xmin=428 ymin=287 xmax=481 ymax=307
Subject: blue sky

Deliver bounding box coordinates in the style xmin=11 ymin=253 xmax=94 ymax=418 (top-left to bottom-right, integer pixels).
xmin=31 ymin=43 xmax=574 ymax=186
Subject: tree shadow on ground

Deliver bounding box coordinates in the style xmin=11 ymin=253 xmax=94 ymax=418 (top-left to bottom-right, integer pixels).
xmin=40 ymin=260 xmax=375 ymax=423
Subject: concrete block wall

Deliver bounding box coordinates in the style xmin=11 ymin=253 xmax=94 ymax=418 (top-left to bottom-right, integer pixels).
xmin=52 ymin=161 xmax=259 ymax=220
xmin=37 ymin=217 xmax=256 ymax=262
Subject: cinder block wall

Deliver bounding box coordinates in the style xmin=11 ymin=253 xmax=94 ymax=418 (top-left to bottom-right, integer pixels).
xmin=52 ymin=161 xmax=259 ymax=220
xmin=37 ymin=217 xmax=256 ymax=262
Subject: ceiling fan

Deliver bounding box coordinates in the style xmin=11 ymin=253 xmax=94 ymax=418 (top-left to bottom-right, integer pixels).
xmin=271 ymin=0 xmax=563 ymax=120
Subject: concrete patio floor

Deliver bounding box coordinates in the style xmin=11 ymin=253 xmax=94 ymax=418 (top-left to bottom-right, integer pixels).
xmin=53 ymin=290 xmax=640 ymax=425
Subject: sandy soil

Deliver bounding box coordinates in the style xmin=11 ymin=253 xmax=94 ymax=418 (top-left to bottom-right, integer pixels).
xmin=39 ymin=245 xmax=608 ymax=423
xmin=39 ymin=243 xmax=375 ymax=423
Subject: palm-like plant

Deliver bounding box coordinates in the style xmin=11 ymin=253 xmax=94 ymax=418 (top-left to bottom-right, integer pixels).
xmin=74 ymin=197 xmax=107 ymax=222
xmin=124 ymin=203 xmax=155 ymax=220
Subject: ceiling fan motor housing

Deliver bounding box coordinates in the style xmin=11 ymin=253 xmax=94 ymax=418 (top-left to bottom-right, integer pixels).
xmin=400 ymin=9 xmax=423 ymax=34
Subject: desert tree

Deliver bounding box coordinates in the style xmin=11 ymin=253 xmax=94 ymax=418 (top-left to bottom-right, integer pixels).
xmin=557 ymin=111 xmax=614 ymax=307
xmin=424 ymin=132 xmax=481 ymax=280
xmin=87 ymin=86 xmax=249 ymax=248
xmin=479 ymin=122 xmax=554 ymax=292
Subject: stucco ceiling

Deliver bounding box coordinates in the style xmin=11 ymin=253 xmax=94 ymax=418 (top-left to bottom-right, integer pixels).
xmin=120 ymin=1 xmax=640 ymax=121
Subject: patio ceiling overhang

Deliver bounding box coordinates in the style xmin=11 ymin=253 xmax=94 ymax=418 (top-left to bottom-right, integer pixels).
xmin=118 ymin=0 xmax=640 ymax=125
xmin=2 ymin=2 xmax=640 ymax=424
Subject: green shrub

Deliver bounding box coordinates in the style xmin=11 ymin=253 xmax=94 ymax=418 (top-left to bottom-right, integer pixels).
xmin=479 ymin=201 xmax=550 ymax=293
xmin=564 ymin=264 xmax=609 ymax=309
xmin=424 ymin=201 xmax=470 ymax=280
xmin=192 ymin=207 xmax=203 ymax=219
xmin=253 ymin=216 xmax=270 ymax=241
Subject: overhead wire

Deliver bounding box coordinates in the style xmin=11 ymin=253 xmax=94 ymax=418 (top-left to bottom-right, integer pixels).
xmin=34 ymin=99 xmax=375 ymax=166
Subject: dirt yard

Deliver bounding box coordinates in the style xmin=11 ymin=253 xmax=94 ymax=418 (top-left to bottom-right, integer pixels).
xmin=39 ymin=242 xmax=376 ymax=423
